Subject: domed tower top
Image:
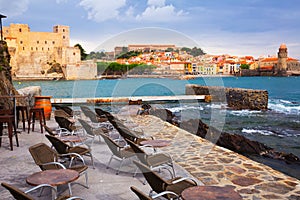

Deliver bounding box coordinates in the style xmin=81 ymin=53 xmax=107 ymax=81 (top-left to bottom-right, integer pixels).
xmin=280 ymin=43 xmax=287 ymax=49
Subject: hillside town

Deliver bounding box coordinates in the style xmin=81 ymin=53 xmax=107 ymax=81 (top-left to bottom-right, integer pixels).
xmin=3 ymin=23 xmax=300 ymax=80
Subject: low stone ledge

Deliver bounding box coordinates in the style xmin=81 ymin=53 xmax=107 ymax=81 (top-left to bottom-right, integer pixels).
xmin=186 ymin=84 xmax=268 ymax=110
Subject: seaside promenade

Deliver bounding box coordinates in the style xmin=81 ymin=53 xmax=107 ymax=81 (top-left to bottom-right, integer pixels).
xmin=0 ymin=108 xmax=299 ymax=199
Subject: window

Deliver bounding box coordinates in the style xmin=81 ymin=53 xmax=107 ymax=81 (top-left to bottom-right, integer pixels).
xmin=52 ymin=41 xmax=55 ymax=44
xmin=73 ymin=52 xmax=76 ymax=56
xmin=63 ymin=29 xmax=65 ymax=32
xmin=36 ymin=47 xmax=38 ymax=51
xmin=37 ymin=41 xmax=39 ymax=44
xmin=31 ymin=47 xmax=33 ymax=50
xmin=19 ymin=28 xmax=22 ymax=32
xmin=45 ymin=41 xmax=47 ymax=44
xmin=48 ymin=48 xmax=50 ymax=51
xmin=20 ymin=41 xmax=23 ymax=44
xmin=63 ymin=36 xmax=65 ymax=39
xmin=42 ymin=47 xmax=44 ymax=51
xmin=23 ymin=47 xmax=25 ymax=50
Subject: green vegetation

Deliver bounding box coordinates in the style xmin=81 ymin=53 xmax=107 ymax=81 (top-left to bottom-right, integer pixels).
xmin=240 ymin=64 xmax=250 ymax=69
xmin=97 ymin=62 xmax=156 ymax=75
xmin=86 ymin=51 xmax=106 ymax=59
xmin=117 ymin=51 xmax=142 ymax=59
xmin=74 ymin=44 xmax=88 ymax=60
xmin=181 ymin=47 xmax=206 ymax=57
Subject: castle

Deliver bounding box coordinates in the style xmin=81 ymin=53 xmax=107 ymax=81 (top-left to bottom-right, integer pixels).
xmin=3 ymin=24 xmax=96 ymax=80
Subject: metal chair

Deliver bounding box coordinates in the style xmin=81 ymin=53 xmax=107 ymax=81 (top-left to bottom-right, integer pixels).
xmin=1 ymin=182 xmax=84 ymax=200
xmin=133 ymin=160 xmax=197 ymax=199
xmin=100 ymin=133 xmax=135 ymax=175
xmin=126 ymin=139 xmax=175 ymax=178
xmin=45 ymin=134 xmax=94 ymax=168
xmin=28 ymin=143 xmax=89 ymax=194
xmin=130 ymin=186 xmax=178 ymax=200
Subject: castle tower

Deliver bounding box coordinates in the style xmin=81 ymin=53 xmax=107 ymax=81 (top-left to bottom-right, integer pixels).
xmin=53 ymin=25 xmax=69 ymax=47
xmin=277 ymin=43 xmax=287 ymax=71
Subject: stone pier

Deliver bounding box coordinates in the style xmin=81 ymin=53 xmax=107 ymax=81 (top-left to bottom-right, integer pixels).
xmin=127 ymin=115 xmax=300 ymax=199
xmin=186 ymin=84 xmax=268 ymax=110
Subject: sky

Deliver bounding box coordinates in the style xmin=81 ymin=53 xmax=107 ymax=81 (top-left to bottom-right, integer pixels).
xmin=1 ymin=0 xmax=300 ymax=59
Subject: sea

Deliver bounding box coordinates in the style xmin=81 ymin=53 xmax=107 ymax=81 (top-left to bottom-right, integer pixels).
xmin=13 ymin=76 xmax=300 ymax=179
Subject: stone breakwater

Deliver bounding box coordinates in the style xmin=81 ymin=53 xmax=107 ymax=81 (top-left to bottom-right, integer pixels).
xmin=186 ymin=84 xmax=268 ymax=110
xmin=126 ymin=115 xmax=300 ymax=199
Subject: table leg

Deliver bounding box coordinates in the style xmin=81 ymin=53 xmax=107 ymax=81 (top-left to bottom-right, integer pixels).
xmin=8 ymin=120 xmax=13 ymax=151
xmin=0 ymin=122 xmax=3 ymax=147
xmin=68 ymin=183 xmax=72 ymax=195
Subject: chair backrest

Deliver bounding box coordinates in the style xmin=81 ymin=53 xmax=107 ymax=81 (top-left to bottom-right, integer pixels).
xmin=114 ymin=121 xmax=138 ymax=143
xmin=94 ymin=108 xmax=106 ymax=117
xmin=45 ymin=134 xmax=70 ymax=155
xmin=54 ymin=109 xmax=72 ymax=118
xmin=126 ymin=139 xmax=147 ymax=164
xmin=1 ymin=182 xmax=34 ymax=200
xmin=28 ymin=143 xmax=59 ymax=170
xmin=78 ymin=119 xmax=96 ymax=137
xmin=80 ymin=106 xmax=98 ymax=123
xmin=44 ymin=125 xmax=57 ymax=136
xmin=54 ymin=105 xmax=73 ymax=116
xmin=133 ymin=161 xmax=167 ymax=194
xmin=130 ymin=186 xmax=152 ymax=200
xmin=100 ymin=133 xmax=122 ymax=158
xmin=54 ymin=116 xmax=75 ymax=132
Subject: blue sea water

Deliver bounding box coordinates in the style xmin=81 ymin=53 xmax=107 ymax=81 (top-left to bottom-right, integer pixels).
xmin=13 ymin=77 xmax=300 ymax=163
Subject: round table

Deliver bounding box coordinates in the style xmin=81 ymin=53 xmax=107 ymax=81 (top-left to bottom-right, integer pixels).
xmin=26 ymin=169 xmax=79 ymax=196
xmin=59 ymin=135 xmax=84 ymax=143
xmin=26 ymin=169 xmax=79 ymax=187
xmin=140 ymin=139 xmax=171 ymax=148
xmin=181 ymin=186 xmax=243 ymax=200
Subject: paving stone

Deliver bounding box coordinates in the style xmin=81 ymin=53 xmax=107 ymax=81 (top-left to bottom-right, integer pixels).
xmin=255 ymin=182 xmax=293 ymax=194
xmin=231 ymin=175 xmax=263 ymax=186
xmin=226 ymin=166 xmax=246 ymax=174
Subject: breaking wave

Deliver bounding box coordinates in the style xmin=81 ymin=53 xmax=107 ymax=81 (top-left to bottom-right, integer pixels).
xmin=242 ymin=128 xmax=275 ymax=136
xmin=268 ymin=99 xmax=300 ymax=115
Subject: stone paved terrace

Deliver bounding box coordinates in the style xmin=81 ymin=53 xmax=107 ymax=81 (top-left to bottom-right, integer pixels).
xmin=0 ymin=112 xmax=300 ymax=199
xmin=122 ymin=114 xmax=300 ymax=200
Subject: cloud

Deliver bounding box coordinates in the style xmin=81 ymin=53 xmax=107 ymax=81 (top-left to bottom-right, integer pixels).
xmin=147 ymin=0 xmax=165 ymax=7
xmin=76 ymin=0 xmax=187 ymax=23
xmin=136 ymin=1 xmax=187 ymax=22
xmin=56 ymin=0 xmax=68 ymax=3
xmin=78 ymin=0 xmax=126 ymax=22
xmin=0 ymin=0 xmax=29 ymax=17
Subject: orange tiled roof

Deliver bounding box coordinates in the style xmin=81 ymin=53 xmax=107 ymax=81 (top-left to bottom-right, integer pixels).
xmin=260 ymin=57 xmax=278 ymax=62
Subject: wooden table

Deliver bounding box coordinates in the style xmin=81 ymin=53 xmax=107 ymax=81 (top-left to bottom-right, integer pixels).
xmin=181 ymin=186 xmax=243 ymax=200
xmin=26 ymin=169 xmax=79 ymax=197
xmin=140 ymin=139 xmax=171 ymax=148
xmin=140 ymin=139 xmax=171 ymax=152
xmin=60 ymin=135 xmax=83 ymax=143
xmin=59 ymin=135 xmax=84 ymax=146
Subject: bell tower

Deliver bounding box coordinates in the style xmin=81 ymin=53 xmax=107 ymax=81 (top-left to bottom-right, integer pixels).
xmin=277 ymin=43 xmax=287 ymax=71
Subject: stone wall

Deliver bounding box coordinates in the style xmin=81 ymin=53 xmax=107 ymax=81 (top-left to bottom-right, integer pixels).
xmin=186 ymin=84 xmax=268 ymax=110
xmin=65 ymin=60 xmax=97 ymax=80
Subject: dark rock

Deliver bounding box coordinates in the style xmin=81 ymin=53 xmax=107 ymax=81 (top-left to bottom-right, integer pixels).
xmin=179 ymin=118 xmax=300 ymax=164
xmin=149 ymin=107 xmax=177 ymax=125
xmin=0 ymin=41 xmax=20 ymax=109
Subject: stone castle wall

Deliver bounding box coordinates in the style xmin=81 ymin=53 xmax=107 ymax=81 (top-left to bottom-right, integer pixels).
xmin=65 ymin=60 xmax=97 ymax=80
xmin=186 ymin=84 xmax=268 ymax=110
xmin=3 ymin=24 xmax=81 ymax=78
